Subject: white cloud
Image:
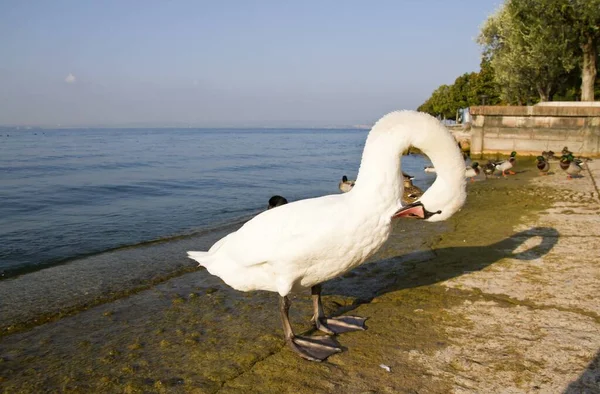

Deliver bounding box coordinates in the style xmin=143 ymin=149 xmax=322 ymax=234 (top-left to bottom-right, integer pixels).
xmin=64 ymin=73 xmax=76 ymax=84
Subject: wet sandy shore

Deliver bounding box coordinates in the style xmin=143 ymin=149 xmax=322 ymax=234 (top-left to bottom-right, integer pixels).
xmin=1 ymin=160 xmax=599 ymax=393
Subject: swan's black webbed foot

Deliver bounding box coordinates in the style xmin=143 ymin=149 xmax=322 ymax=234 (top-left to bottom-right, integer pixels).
xmin=312 ymin=285 xmax=368 ymax=335
xmin=287 ymin=335 xmax=342 ymax=362
xmin=279 ymin=295 xmax=342 ymax=361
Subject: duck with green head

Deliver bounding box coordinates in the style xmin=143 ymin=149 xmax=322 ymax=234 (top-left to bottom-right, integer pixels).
xmin=494 ymin=151 xmax=517 ymax=177
xmin=536 ymin=156 xmax=550 ymax=175
xmin=560 ymin=154 xmax=583 ymax=179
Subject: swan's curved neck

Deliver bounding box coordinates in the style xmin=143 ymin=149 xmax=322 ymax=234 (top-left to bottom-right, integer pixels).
xmin=352 ymin=132 xmax=405 ymax=207
xmin=351 ymin=111 xmax=466 ymax=221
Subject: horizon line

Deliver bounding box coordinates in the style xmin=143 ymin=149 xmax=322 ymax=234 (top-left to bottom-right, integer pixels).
xmin=0 ymin=123 xmax=373 ymax=130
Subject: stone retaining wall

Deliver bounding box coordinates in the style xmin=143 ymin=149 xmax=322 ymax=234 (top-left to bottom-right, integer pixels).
xmin=469 ymin=105 xmax=600 ymax=157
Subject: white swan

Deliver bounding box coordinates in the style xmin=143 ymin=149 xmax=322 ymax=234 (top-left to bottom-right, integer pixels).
xmin=188 ymin=110 xmax=466 ymax=361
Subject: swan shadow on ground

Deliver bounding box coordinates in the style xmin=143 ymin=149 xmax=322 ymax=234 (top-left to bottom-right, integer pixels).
xmin=564 ymin=349 xmax=600 ymax=393
xmin=322 ymin=226 xmax=560 ymax=305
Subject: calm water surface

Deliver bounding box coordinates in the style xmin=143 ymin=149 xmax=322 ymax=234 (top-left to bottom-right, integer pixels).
xmin=0 ymin=128 xmax=435 ymax=278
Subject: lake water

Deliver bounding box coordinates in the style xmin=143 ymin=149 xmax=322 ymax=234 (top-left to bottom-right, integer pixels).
xmin=0 ymin=127 xmax=435 ymax=279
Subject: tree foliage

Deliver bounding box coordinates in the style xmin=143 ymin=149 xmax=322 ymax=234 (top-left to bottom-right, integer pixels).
xmin=478 ymin=0 xmax=579 ymax=102
xmin=478 ymin=0 xmax=600 ymax=102
xmin=419 ymin=0 xmax=600 ymax=113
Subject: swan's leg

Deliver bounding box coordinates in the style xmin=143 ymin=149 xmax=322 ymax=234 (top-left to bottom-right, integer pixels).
xmin=279 ymin=295 xmax=341 ymax=362
xmin=311 ymin=284 xmax=367 ymax=335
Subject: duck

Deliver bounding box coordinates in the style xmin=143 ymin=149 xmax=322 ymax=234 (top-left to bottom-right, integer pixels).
xmin=402 ymin=177 xmax=424 ymax=203
xmin=560 ymin=147 xmax=592 ymax=164
xmin=536 ymin=156 xmax=550 ymax=175
xmin=560 ymin=154 xmax=583 ymax=179
xmin=483 ymin=161 xmax=496 ymax=178
xmin=338 ymin=175 xmax=355 ymax=193
xmin=187 ymin=111 xmax=466 ymax=362
xmin=268 ymin=195 xmax=288 ymax=209
xmin=494 ymin=151 xmax=517 ymax=177
xmin=465 ymin=162 xmax=480 ymax=182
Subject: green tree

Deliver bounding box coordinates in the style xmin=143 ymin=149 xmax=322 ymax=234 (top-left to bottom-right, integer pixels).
xmin=563 ymin=0 xmax=600 ymax=101
xmin=479 ymin=3 xmax=530 ymax=103
xmin=469 ymin=59 xmax=502 ymax=105
xmin=418 ymin=84 xmax=455 ymax=119
xmin=479 ymin=0 xmax=599 ymax=102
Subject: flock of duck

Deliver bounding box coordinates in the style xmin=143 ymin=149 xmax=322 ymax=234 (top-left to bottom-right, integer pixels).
xmin=369 ymin=145 xmax=587 ymax=192
xmin=187 ymin=111 xmax=589 ymax=362
xmin=538 ymin=147 xmax=589 ymax=179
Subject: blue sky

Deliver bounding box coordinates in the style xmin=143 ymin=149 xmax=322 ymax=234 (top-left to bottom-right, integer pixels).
xmin=0 ymin=1 xmax=500 ymax=127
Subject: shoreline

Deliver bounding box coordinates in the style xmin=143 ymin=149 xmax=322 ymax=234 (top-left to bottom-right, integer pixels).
xmin=1 ymin=161 xmax=599 ymax=392
xmin=0 ymin=218 xmax=248 ymax=337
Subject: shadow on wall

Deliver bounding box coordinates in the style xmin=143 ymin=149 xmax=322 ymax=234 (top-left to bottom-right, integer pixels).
xmin=323 ymin=226 xmax=560 ymax=304
xmin=564 ymin=349 xmax=600 ymax=393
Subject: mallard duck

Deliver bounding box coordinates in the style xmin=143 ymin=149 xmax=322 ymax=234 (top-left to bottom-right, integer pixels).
xmin=338 ymin=175 xmax=355 ymax=193
xmin=536 ymin=156 xmax=550 ymax=175
xmin=560 ymin=154 xmax=583 ymax=179
xmin=494 ymin=151 xmax=517 ymax=177
xmin=268 ymin=195 xmax=288 ymax=209
xmin=188 ymin=110 xmax=466 ymax=362
xmin=403 ymin=178 xmax=423 ymax=203
xmin=464 ymin=162 xmax=480 ymax=182
xmin=483 ymin=160 xmax=496 ymax=177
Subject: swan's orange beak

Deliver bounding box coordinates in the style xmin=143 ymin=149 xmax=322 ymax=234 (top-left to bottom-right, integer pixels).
xmin=392 ymin=202 xmax=441 ymax=220
xmin=393 ymin=202 xmax=425 ymax=219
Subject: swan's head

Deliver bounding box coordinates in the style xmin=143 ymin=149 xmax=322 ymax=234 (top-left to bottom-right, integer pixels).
xmin=405 ymin=115 xmax=467 ymax=222
xmin=356 ymin=110 xmax=466 ymax=222
xmin=394 ymin=153 xmax=466 ymax=222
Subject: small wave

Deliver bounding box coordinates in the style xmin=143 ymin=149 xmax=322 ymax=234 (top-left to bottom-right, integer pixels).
xmin=0 ymin=213 xmax=256 ymax=280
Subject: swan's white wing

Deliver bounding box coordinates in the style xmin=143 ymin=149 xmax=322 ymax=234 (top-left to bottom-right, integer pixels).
xmin=211 ymin=194 xmax=352 ymax=268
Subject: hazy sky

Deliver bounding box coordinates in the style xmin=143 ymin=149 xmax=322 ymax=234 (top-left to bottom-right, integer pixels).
xmin=0 ymin=1 xmax=500 ymax=127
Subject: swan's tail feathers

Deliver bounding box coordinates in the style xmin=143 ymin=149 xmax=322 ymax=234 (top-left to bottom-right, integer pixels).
xmin=187 ymin=251 xmax=211 ymax=267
